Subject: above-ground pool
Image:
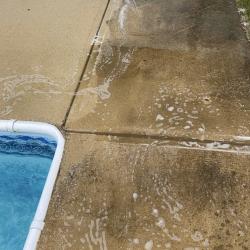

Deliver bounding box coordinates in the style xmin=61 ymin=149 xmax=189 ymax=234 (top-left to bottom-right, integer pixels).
xmin=0 ymin=120 xmax=64 ymax=250
xmin=0 ymin=132 xmax=56 ymax=250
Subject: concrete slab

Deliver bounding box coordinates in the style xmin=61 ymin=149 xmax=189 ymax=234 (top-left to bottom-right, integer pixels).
xmin=237 ymin=0 xmax=250 ymax=39
xmin=66 ymin=0 xmax=250 ymax=142
xmin=0 ymin=0 xmax=109 ymax=125
xmin=38 ymin=133 xmax=250 ymax=249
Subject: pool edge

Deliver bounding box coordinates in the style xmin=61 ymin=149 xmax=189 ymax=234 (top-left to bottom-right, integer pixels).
xmin=0 ymin=120 xmax=65 ymax=250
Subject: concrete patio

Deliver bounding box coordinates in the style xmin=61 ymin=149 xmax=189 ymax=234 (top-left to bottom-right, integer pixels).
xmin=0 ymin=0 xmax=249 ymax=249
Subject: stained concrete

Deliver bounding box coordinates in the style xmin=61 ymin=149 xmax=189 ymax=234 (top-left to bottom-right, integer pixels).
xmin=0 ymin=0 xmax=108 ymax=125
xmin=40 ymin=0 xmax=250 ymax=249
xmin=0 ymin=0 xmax=249 ymax=249
xmin=237 ymin=0 xmax=250 ymax=39
xmin=38 ymin=134 xmax=250 ymax=249
xmin=66 ymin=0 xmax=250 ymax=142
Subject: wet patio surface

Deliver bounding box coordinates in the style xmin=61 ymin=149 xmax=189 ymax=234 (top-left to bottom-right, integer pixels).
xmin=38 ymin=134 xmax=250 ymax=250
xmin=0 ymin=0 xmax=250 ymax=249
xmin=66 ymin=0 xmax=250 ymax=142
xmin=0 ymin=0 xmax=109 ymax=124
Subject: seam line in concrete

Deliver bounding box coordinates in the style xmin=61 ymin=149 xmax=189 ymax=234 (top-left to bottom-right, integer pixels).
xmin=63 ymin=128 xmax=250 ymax=148
xmin=62 ymin=0 xmax=111 ymax=127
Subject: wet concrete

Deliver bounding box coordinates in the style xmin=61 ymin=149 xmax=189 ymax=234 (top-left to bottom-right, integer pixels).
xmin=237 ymin=0 xmax=250 ymax=39
xmin=39 ymin=0 xmax=250 ymax=249
xmin=38 ymin=134 xmax=250 ymax=249
xmin=66 ymin=0 xmax=250 ymax=142
xmin=0 ymin=0 xmax=249 ymax=249
xmin=0 ymin=0 xmax=109 ymax=125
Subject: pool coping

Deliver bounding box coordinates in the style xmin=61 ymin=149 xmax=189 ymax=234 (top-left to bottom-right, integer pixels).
xmin=0 ymin=120 xmax=65 ymax=250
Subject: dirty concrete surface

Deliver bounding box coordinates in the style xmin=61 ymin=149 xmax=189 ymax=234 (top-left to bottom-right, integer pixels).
xmin=38 ymin=0 xmax=250 ymax=249
xmin=0 ymin=0 xmax=249 ymax=249
xmin=38 ymin=134 xmax=250 ymax=249
xmin=66 ymin=0 xmax=250 ymax=142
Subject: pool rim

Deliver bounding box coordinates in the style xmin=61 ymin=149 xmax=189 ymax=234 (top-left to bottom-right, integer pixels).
xmin=0 ymin=120 xmax=65 ymax=250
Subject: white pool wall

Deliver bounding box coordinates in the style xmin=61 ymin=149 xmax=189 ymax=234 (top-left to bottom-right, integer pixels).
xmin=0 ymin=120 xmax=65 ymax=250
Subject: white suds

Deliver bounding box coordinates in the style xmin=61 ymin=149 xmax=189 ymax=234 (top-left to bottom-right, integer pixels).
xmin=191 ymin=231 xmax=203 ymax=242
xmin=133 ymin=192 xmax=138 ymax=201
xmin=119 ymin=4 xmax=129 ymax=32
xmin=144 ymin=240 xmax=153 ymax=250
xmin=133 ymin=238 xmax=139 ymax=244
xmin=156 ymin=217 xmax=166 ymax=229
xmin=152 ymin=208 xmax=159 ymax=217
xmin=156 ymin=114 xmax=165 ymax=121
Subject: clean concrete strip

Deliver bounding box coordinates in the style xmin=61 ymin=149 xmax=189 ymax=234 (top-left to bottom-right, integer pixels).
xmin=62 ymin=0 xmax=111 ymax=127
xmin=0 ymin=0 xmax=109 ymax=125
xmin=0 ymin=120 xmax=65 ymax=250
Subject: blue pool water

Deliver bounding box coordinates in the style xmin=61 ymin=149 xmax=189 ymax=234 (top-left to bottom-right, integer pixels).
xmin=0 ymin=133 xmax=56 ymax=250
